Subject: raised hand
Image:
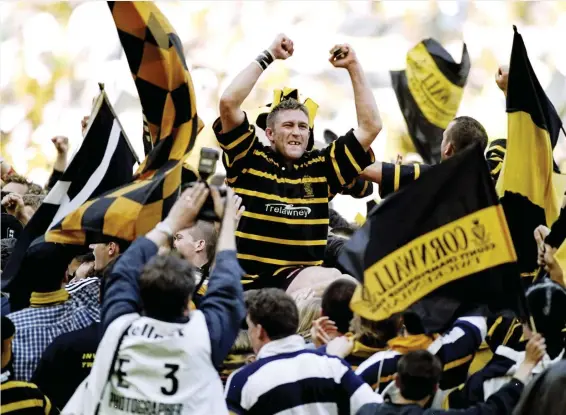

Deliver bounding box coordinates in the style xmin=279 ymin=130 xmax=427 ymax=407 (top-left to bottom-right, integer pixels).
xmin=310 ymin=316 xmax=339 ymax=348
xmin=2 ymin=193 xmax=25 ymax=217
xmin=524 ymin=333 xmax=546 ymax=366
xmin=329 ymin=44 xmax=358 ymax=69
xmin=51 ymin=136 xmax=69 ymax=155
xmin=326 ymin=336 xmax=354 ymax=359
xmin=496 ymin=65 xmax=509 ymax=95
xmin=164 ymin=183 xmax=210 ymax=233
xmin=268 ymin=34 xmax=294 ymax=60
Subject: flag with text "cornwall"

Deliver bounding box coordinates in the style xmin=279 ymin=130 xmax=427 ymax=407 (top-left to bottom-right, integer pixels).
xmin=338 ymin=143 xmax=523 ymax=332
xmin=2 ymin=86 xmax=137 ymax=310
xmin=495 ymin=26 xmax=566 ymax=281
xmin=390 ymin=39 xmax=470 ymax=164
xmin=44 ymin=1 xmax=202 ymax=245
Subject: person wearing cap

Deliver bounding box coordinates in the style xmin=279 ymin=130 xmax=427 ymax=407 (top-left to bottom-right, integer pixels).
xmin=1 ymin=317 xmax=55 ymax=414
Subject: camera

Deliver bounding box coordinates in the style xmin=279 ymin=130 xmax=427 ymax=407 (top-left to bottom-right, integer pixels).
xmin=181 ymin=147 xmax=226 ymax=222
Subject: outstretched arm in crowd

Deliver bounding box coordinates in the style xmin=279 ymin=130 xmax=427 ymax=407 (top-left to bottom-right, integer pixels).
xmin=219 ymin=33 xmax=294 ymax=133
xmin=329 ymin=44 xmax=382 ymax=151
xmin=198 ymin=187 xmax=246 ymax=368
xmin=101 ymin=184 xmax=210 ymax=333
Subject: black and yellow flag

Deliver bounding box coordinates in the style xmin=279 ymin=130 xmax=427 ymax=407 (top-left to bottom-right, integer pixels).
xmin=44 ymin=1 xmax=201 ymax=245
xmin=391 ymin=39 xmax=470 ymax=164
xmin=495 ymin=26 xmax=566 ymax=278
xmin=338 ymin=144 xmax=521 ymax=330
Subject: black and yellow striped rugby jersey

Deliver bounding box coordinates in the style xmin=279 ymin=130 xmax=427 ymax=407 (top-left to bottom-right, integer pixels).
xmin=379 ymin=162 xmax=431 ymax=198
xmin=379 ymin=142 xmax=507 ymax=199
xmin=213 ymin=114 xmax=374 ymax=285
xmin=0 ymin=378 xmax=54 ymax=414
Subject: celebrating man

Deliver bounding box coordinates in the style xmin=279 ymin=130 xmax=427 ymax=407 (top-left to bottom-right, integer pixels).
xmin=215 ymin=34 xmax=381 ymax=291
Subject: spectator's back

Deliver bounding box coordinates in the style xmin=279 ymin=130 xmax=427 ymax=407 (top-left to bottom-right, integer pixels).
xmin=93 ymin=312 xmax=226 ymax=414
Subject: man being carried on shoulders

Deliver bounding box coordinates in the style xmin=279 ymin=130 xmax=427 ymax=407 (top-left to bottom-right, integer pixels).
xmin=215 ymin=34 xmax=381 ymax=291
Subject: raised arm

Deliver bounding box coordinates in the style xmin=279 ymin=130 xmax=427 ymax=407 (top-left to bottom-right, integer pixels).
xmin=101 ymin=184 xmax=210 ymax=333
xmin=199 ymin=187 xmax=246 ymax=368
xmin=219 ymin=34 xmax=294 ymax=133
xmin=329 ymin=44 xmax=382 ymax=151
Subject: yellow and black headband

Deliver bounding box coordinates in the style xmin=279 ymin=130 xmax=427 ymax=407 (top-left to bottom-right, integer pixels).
xmin=256 ymin=87 xmax=319 ymax=151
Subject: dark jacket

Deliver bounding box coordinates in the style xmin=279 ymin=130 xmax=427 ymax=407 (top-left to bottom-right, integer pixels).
xmin=32 ymin=322 xmax=100 ymax=411
xmin=356 ymin=378 xmax=524 ymax=415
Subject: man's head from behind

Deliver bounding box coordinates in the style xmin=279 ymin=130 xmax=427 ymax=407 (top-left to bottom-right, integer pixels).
xmin=246 ymin=288 xmax=299 ymax=354
xmin=440 ymin=116 xmax=488 ymax=161
xmin=395 ymin=350 xmax=442 ymax=406
xmin=265 ymin=98 xmax=310 ymax=161
xmin=173 ymin=220 xmax=217 ymax=268
xmin=139 ymin=253 xmax=196 ymax=321
xmin=321 ymin=278 xmax=356 ymax=335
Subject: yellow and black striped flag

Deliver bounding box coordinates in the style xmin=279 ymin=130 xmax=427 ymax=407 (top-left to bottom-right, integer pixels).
xmin=45 ymin=1 xmax=201 ymax=245
xmin=495 ymin=26 xmax=566 ymax=279
xmin=338 ymin=143 xmax=523 ymax=332
xmin=391 ymin=39 xmax=470 ymax=164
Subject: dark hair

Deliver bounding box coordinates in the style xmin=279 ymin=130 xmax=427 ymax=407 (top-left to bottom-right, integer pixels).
xmin=321 ymin=279 xmax=356 ymax=334
xmin=526 ymin=281 xmax=566 ymax=359
xmin=139 ymin=253 xmax=196 ymax=321
xmin=513 ymin=361 xmax=566 ymax=415
xmin=446 ymin=116 xmax=488 ymax=153
xmin=266 ymin=98 xmax=309 ymax=129
xmin=246 ymin=288 xmax=299 ymax=340
xmin=397 ymin=350 xmax=442 ymax=401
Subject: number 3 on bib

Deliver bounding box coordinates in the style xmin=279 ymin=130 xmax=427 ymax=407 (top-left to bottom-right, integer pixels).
xmin=161 ymin=363 xmax=180 ymax=396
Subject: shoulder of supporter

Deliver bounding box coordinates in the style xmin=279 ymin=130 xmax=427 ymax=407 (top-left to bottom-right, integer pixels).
xmin=428 ymin=316 xmax=487 ymax=355
xmin=355 ymin=349 xmax=402 ymax=376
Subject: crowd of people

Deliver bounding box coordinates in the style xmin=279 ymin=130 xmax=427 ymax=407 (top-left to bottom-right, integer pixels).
xmin=1 ymin=27 xmax=566 ymax=415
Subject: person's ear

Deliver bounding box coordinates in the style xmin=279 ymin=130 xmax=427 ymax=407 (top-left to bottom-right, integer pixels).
xmin=258 ymin=324 xmax=269 ymax=341
xmin=444 ymin=141 xmax=455 ymax=158
xmin=108 ymin=242 xmax=117 ymax=256
xmin=195 ymin=239 xmax=205 ymax=253
xmin=394 ymin=374 xmax=400 ymax=388
xmin=265 ymin=127 xmax=276 ymax=144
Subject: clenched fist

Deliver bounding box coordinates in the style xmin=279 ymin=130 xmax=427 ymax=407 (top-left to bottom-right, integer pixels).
xmin=2 ymin=193 xmax=24 ymax=217
xmin=268 ymin=34 xmax=294 ymax=60
xmin=51 ymin=136 xmax=69 ymax=155
xmin=329 ymin=44 xmax=358 ymax=69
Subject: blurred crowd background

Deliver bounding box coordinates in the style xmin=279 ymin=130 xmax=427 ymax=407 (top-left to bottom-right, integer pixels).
xmin=1 ymin=0 xmax=566 ymax=221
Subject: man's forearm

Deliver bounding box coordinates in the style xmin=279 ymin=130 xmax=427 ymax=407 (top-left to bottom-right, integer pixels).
xmin=53 ymin=153 xmax=67 ymax=173
xmin=219 ymin=62 xmax=264 ymax=133
xmin=360 ymin=162 xmax=382 ymax=184
xmin=349 ymin=63 xmax=382 ymax=151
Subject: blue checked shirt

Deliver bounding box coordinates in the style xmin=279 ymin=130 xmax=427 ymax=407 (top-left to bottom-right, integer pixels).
xmin=7 ymin=278 xmax=100 ymax=381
